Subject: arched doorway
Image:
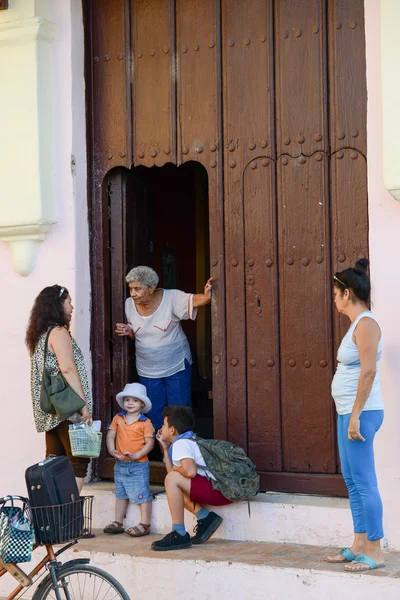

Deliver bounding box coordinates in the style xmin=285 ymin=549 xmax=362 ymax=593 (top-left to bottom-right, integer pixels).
xmin=97 ymin=162 xmax=213 ymax=478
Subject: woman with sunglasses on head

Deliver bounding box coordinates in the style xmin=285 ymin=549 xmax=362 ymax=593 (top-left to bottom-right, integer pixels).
xmin=325 ymin=258 xmax=385 ymax=571
xmin=26 ymin=285 xmax=92 ymax=492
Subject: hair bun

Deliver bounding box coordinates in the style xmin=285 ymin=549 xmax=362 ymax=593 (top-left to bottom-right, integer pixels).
xmin=354 ymin=257 xmax=369 ymax=274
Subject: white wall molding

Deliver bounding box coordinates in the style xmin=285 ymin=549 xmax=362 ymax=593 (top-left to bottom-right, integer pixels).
xmin=380 ymin=0 xmax=400 ymax=201
xmin=0 ymin=2 xmax=57 ymax=276
xmin=0 ymin=16 xmax=55 ymax=45
xmin=0 ymin=221 xmax=53 ymax=276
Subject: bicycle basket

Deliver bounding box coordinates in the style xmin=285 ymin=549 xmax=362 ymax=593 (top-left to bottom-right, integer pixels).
xmin=0 ymin=496 xmax=34 ymax=563
xmin=69 ymin=426 xmax=102 ymax=458
xmin=31 ymin=496 xmax=93 ymax=545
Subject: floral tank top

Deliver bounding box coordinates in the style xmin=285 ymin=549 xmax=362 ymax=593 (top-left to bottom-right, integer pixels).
xmin=30 ymin=329 xmax=92 ymax=433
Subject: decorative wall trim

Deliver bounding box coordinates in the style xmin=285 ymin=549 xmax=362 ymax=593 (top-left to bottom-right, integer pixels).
xmin=381 ymin=0 xmax=400 ymax=201
xmin=0 ymin=16 xmax=56 ymax=45
xmin=0 ymin=5 xmax=57 ymax=275
xmin=0 ymin=221 xmax=54 ymax=276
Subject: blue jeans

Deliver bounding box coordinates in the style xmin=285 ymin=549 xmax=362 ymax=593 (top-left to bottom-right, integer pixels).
xmin=337 ymin=410 xmax=384 ymax=541
xmin=140 ymin=359 xmax=192 ymax=430
xmin=114 ymin=460 xmax=152 ymax=504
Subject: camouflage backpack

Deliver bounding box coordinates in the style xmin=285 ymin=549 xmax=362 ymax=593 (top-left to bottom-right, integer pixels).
xmin=188 ymin=437 xmax=260 ymax=501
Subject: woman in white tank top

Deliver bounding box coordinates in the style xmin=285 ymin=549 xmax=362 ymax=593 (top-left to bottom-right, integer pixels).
xmin=326 ymin=259 xmax=385 ymax=571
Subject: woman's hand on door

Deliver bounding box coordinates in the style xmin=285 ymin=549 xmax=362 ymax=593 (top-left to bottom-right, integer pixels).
xmin=193 ymin=277 xmax=213 ymax=307
xmin=204 ymin=277 xmax=213 ymax=299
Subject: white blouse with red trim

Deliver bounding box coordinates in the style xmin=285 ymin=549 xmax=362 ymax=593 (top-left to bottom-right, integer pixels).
xmin=124 ymin=289 xmax=198 ymax=379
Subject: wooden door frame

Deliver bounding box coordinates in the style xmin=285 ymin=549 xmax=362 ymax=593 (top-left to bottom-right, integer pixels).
xmin=87 ymin=167 xmax=227 ymax=479
xmin=85 ymin=162 xmax=227 ymax=480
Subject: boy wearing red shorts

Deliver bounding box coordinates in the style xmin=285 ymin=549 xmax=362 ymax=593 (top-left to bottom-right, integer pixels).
xmin=152 ymin=405 xmax=232 ymax=551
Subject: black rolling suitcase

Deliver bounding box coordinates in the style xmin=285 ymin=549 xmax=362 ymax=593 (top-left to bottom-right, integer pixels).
xmin=25 ymin=456 xmax=84 ymax=544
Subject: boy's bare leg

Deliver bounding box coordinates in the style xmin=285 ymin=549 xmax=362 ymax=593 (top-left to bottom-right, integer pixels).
xmin=115 ymin=498 xmax=129 ymax=523
xmin=165 ymin=471 xmax=191 ymax=523
xmin=139 ymin=500 xmax=152 ymax=525
xmin=183 ymin=494 xmax=202 ymax=515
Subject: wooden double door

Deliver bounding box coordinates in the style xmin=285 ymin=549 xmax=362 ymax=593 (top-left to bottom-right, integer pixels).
xmin=86 ymin=0 xmax=368 ymax=495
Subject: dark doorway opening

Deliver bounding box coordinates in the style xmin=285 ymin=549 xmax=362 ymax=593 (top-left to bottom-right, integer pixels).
xmin=101 ymin=161 xmax=213 ymax=478
xmin=128 ymin=162 xmax=213 ymax=437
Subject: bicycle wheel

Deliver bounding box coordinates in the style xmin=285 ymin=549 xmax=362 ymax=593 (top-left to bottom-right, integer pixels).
xmin=34 ymin=564 xmax=131 ymax=600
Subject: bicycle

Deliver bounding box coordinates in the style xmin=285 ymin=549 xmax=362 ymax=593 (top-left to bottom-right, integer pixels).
xmin=0 ymin=495 xmax=130 ymax=600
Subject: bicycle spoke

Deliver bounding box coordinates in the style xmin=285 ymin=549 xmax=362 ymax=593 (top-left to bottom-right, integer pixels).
xmin=93 ymin=576 xmax=105 ymax=600
xmin=77 ymin=573 xmax=83 ymax=600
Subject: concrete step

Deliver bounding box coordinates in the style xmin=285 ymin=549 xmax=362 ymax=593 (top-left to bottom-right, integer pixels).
xmin=84 ymin=482 xmax=354 ymax=548
xmin=1 ymin=532 xmax=397 ymax=600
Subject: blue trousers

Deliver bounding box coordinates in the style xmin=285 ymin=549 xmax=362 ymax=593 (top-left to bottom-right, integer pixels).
xmin=337 ymin=410 xmax=384 ymax=541
xmin=139 ymin=360 xmax=192 ymax=430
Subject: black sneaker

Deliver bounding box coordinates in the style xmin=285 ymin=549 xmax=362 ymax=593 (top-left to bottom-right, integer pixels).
xmin=191 ymin=512 xmax=223 ymax=545
xmin=151 ymin=531 xmax=192 ymax=552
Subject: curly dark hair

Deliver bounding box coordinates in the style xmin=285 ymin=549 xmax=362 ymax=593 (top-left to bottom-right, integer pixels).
xmin=26 ymin=285 xmax=70 ymax=355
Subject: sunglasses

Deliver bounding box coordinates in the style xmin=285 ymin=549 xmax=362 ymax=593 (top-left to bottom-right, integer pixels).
xmin=59 ymin=287 xmax=65 ymax=298
xmin=333 ymin=275 xmax=346 ymax=288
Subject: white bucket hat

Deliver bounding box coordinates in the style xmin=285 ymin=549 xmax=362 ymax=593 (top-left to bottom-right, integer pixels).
xmin=115 ymin=382 xmax=152 ymax=414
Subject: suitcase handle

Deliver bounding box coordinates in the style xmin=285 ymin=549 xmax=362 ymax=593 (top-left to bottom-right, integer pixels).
xmin=38 ymin=455 xmax=58 ymax=467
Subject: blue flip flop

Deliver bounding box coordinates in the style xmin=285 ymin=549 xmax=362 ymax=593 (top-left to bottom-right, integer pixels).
xmin=325 ymin=547 xmax=357 ymax=563
xmin=344 ymin=553 xmax=385 ymax=571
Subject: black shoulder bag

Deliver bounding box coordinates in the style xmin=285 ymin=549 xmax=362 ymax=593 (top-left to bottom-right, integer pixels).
xmin=39 ymin=326 xmax=86 ymax=420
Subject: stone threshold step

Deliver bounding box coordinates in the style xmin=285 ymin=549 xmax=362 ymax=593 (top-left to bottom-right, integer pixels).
xmin=84 ymin=482 xmax=355 ymax=548
xmin=77 ymin=531 xmax=400 ymax=578
xmin=72 ymin=533 xmax=400 ymax=599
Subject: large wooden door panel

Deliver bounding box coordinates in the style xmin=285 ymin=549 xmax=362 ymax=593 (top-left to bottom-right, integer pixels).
xmin=277 ymin=154 xmax=336 ymax=474
xmin=131 ymin=0 xmax=176 ymax=166
xmin=89 ymin=0 xmax=132 ymax=173
xmin=176 ymin=0 xmax=227 ymax=438
xmin=275 ymin=0 xmax=328 ymax=156
xmin=86 ymin=0 xmax=133 ymax=479
xmin=328 ymin=0 xmax=367 ymax=155
xmin=222 ymin=0 xmax=275 ymax=450
xmin=244 ymin=161 xmax=281 ymax=472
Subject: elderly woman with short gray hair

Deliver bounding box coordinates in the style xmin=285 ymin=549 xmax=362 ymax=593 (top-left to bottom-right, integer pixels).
xmin=116 ymin=266 xmax=212 ymax=429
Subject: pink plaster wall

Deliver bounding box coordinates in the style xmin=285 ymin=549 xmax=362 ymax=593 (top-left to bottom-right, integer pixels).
xmin=364 ymin=0 xmax=400 ymax=550
xmin=0 ymin=0 xmax=90 ymax=497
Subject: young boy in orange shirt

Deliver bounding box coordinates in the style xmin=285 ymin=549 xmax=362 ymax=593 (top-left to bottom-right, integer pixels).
xmin=104 ymin=383 xmax=155 ymax=537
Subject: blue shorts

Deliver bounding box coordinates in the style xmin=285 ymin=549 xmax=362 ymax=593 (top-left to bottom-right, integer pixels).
xmin=114 ymin=460 xmax=152 ymax=505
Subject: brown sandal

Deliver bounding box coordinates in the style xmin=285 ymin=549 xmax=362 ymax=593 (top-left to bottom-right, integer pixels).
xmin=103 ymin=521 xmax=124 ymax=534
xmin=125 ymin=523 xmax=150 ymax=537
